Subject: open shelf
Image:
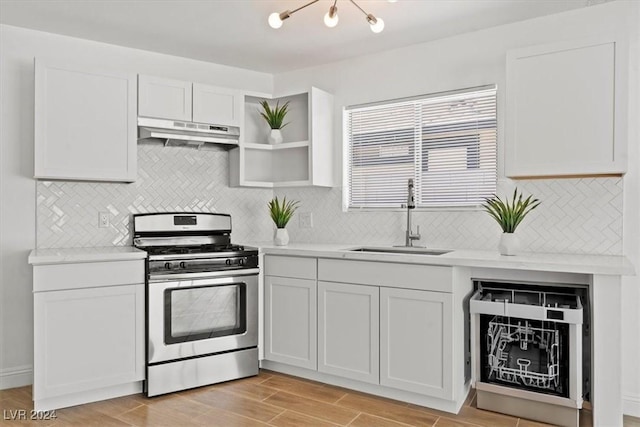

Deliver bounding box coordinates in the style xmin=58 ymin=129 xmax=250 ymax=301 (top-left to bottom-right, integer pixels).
xmin=244 ymin=141 xmax=309 ymax=151
xmin=244 ymin=145 xmax=310 ymax=183
xmin=244 ymin=93 xmax=309 ymax=145
xmin=229 ymin=87 xmax=334 ymax=188
xmin=241 ymin=180 xmax=312 ymax=188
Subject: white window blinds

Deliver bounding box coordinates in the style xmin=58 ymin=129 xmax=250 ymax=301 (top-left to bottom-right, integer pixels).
xmin=345 ymin=85 xmax=497 ymax=209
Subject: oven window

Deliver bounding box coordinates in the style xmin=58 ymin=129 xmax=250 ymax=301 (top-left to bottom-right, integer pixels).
xmin=164 ymin=283 xmax=246 ymax=344
xmin=480 ymin=315 xmax=570 ymax=398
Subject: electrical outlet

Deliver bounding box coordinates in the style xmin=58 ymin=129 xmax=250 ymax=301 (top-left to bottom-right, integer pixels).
xmin=98 ymin=212 xmax=110 ymax=228
xmin=299 ymin=212 xmax=313 ymax=229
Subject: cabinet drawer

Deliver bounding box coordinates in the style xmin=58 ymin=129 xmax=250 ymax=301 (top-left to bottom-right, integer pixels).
xmin=264 ymin=255 xmax=316 ymax=280
xmin=33 ymin=260 xmax=144 ymax=292
xmin=318 ymin=259 xmax=452 ymax=293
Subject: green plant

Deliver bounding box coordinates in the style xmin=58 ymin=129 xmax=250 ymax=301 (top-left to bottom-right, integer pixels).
xmin=483 ymin=188 xmax=540 ymax=233
xmin=259 ymin=100 xmax=290 ymax=130
xmin=268 ymin=196 xmax=299 ymax=229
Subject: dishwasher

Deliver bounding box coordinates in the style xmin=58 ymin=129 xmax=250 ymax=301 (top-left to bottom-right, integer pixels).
xmin=469 ymin=280 xmax=590 ymax=427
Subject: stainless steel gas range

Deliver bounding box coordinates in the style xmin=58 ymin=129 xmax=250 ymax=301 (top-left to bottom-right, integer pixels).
xmin=133 ymin=212 xmax=259 ymax=397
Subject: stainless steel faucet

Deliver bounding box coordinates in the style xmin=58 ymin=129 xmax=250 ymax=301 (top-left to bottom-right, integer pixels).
xmin=404 ymin=178 xmax=421 ymax=247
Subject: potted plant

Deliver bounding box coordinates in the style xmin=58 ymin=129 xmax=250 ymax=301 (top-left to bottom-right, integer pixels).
xmin=482 ymin=188 xmax=540 ymax=256
xmin=260 ymin=100 xmax=290 ymax=144
xmin=268 ymin=196 xmax=299 ymax=246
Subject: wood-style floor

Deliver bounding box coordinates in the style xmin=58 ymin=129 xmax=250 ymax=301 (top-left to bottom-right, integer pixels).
xmin=1 ymin=370 xmax=639 ymax=427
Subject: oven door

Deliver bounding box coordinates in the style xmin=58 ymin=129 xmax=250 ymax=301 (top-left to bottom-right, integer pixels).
xmin=147 ymin=271 xmax=258 ymax=364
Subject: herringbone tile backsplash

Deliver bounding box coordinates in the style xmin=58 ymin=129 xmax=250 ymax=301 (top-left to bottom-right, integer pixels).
xmin=37 ymin=143 xmax=274 ymax=248
xmin=37 ymin=142 xmax=623 ymax=255
xmin=275 ymin=178 xmax=623 ymax=255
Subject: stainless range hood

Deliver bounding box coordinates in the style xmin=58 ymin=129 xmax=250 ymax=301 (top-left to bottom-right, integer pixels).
xmin=138 ymin=117 xmax=240 ymax=149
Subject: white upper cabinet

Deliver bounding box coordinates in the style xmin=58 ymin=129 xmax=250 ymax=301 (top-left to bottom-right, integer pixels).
xmin=138 ymin=75 xmax=241 ymax=126
xmin=505 ymin=38 xmax=627 ymax=177
xmin=34 ymin=58 xmax=137 ymax=182
xmin=138 ymin=75 xmax=192 ymax=121
xmin=192 ymin=83 xmax=241 ymax=126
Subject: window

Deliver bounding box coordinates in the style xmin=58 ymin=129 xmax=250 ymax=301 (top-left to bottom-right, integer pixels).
xmin=345 ymin=85 xmax=497 ymax=209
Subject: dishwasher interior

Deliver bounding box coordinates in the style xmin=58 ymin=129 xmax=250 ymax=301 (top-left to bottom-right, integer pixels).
xmin=469 ymin=279 xmax=591 ymax=427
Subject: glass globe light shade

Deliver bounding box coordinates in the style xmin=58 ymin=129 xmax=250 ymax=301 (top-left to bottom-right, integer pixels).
xmin=324 ymin=11 xmax=339 ymax=28
xmin=268 ymin=12 xmax=283 ymax=29
xmin=370 ymin=17 xmax=384 ymax=33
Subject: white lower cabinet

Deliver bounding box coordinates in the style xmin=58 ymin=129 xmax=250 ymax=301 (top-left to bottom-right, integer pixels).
xmin=264 ymin=276 xmax=317 ymax=370
xmin=380 ymin=287 xmax=453 ymax=399
xmin=262 ymin=255 xmax=469 ymax=413
xmin=31 ymin=258 xmax=145 ymax=411
xmin=318 ymin=281 xmax=379 ymax=384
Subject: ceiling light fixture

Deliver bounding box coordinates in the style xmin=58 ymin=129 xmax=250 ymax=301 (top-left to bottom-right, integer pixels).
xmin=268 ymin=0 xmax=388 ymax=33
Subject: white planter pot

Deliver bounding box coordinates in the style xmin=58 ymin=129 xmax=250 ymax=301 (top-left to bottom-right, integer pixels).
xmin=274 ymin=228 xmax=289 ymax=246
xmin=268 ymin=129 xmax=283 ymax=145
xmin=498 ymin=233 xmax=520 ymax=256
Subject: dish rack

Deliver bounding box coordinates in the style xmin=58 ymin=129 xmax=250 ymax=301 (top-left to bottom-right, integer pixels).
xmin=486 ymin=316 xmax=560 ymax=390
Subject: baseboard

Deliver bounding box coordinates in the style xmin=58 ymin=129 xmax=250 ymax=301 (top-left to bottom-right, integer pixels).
xmin=0 ymin=365 xmax=33 ymax=390
xmin=34 ymin=381 xmax=143 ymax=412
xmin=624 ymin=394 xmax=640 ymax=418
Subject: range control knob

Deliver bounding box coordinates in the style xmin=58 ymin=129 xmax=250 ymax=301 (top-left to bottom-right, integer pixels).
xmin=179 ymin=262 xmax=186 ymax=269
xmin=164 ymin=262 xmax=172 ymax=270
xmin=225 ymin=259 xmax=231 ymax=266
xmin=239 ymin=258 xmax=244 ymax=266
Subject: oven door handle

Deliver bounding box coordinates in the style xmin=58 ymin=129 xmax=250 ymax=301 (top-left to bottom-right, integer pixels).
xmin=149 ymin=268 xmax=259 ymax=283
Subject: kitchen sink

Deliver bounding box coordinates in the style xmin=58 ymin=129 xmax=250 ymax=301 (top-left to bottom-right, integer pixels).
xmin=348 ymin=246 xmax=452 ymax=256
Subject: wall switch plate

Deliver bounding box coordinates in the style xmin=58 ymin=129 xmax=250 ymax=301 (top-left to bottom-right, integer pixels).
xmin=299 ymin=212 xmax=313 ymax=229
xmin=98 ymin=212 xmax=110 ymax=228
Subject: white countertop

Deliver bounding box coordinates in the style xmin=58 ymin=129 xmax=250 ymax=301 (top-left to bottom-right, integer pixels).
xmin=27 ymin=243 xmax=634 ymax=275
xmin=251 ymin=242 xmax=635 ymax=276
xmin=28 ymin=246 xmax=147 ymax=265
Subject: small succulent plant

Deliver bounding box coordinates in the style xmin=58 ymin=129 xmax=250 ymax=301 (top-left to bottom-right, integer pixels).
xmin=483 ymin=188 xmax=540 ymax=233
xmin=259 ymin=100 xmax=290 ymax=130
xmin=268 ymin=196 xmax=299 ymax=229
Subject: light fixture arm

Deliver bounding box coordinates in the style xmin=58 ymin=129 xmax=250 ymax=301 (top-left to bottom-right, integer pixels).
xmin=328 ymin=0 xmax=338 ymax=19
xmin=348 ymin=0 xmax=372 ymax=20
xmin=288 ymin=0 xmax=321 ymax=17
xmin=269 ymin=0 xmax=320 ymax=29
xmin=348 ymin=0 xmax=382 ymax=30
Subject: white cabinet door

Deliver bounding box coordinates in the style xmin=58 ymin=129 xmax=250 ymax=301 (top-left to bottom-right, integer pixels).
xmin=380 ymin=287 xmax=453 ymax=400
xmin=138 ymin=75 xmax=192 ymax=121
xmin=33 ymin=284 xmax=145 ymax=401
xmin=506 ymin=38 xmax=625 ymax=177
xmin=193 ymin=83 xmax=241 ymax=126
xmin=34 ymin=59 xmax=137 ymax=182
xmin=264 ymin=276 xmax=317 ymax=370
xmin=318 ymin=281 xmax=379 ymax=384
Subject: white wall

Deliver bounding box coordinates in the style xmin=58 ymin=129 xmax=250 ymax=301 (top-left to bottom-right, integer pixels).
xmin=273 ymin=1 xmax=640 ymax=414
xmin=0 ymin=24 xmax=273 ymax=389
